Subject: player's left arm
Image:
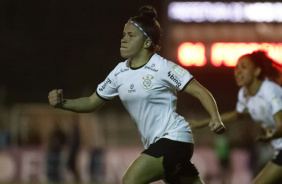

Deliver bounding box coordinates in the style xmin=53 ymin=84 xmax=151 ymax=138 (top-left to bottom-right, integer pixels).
xmin=272 ymin=110 xmax=282 ymax=139
xmin=183 ymin=79 xmax=225 ymax=134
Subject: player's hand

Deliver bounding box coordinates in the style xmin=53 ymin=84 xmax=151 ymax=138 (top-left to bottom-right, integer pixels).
xmin=48 ymin=89 xmax=63 ymax=108
xmin=256 ymin=135 xmax=271 ymax=142
xmin=209 ymin=120 xmax=225 ymax=134
xmin=256 ymin=129 xmax=273 ymax=142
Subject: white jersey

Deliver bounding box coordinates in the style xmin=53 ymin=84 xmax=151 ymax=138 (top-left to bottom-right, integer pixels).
xmin=97 ymin=54 xmax=194 ymax=148
xmin=236 ymin=79 xmax=282 ymax=151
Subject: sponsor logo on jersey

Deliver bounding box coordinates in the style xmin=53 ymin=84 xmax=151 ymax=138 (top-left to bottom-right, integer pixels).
xmin=99 ymin=78 xmax=111 ymax=91
xmin=144 ymin=63 xmax=158 ymax=72
xmin=128 ymin=84 xmax=136 ymax=93
xmin=168 ymin=71 xmax=182 ymax=88
xmin=141 ymin=74 xmax=154 ymax=90
xmin=114 ymin=68 xmax=129 ymax=77
xmin=172 ymin=65 xmax=187 ymax=77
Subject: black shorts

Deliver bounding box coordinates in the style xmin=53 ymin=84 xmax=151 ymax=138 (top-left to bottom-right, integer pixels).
xmin=272 ymin=150 xmax=282 ymax=166
xmin=142 ymin=138 xmax=199 ymax=184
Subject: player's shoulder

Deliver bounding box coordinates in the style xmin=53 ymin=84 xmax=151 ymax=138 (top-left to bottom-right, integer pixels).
xmin=110 ymin=60 xmax=129 ymax=75
xmin=260 ymin=79 xmax=280 ymax=91
xmin=115 ymin=60 xmax=128 ymax=69
xmin=261 ymin=79 xmax=282 ymax=94
xmin=154 ymin=54 xmax=188 ymax=75
xmin=154 ymin=54 xmax=176 ymax=67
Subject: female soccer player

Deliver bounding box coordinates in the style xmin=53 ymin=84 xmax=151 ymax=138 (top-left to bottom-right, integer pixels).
xmin=48 ymin=5 xmax=225 ymax=184
xmin=191 ymin=50 xmax=282 ymax=184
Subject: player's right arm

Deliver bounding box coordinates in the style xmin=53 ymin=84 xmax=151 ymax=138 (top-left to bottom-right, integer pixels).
xmin=190 ymin=110 xmax=242 ymax=129
xmin=48 ymin=89 xmax=107 ymax=113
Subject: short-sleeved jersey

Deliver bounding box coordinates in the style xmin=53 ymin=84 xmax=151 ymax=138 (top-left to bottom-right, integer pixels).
xmin=97 ymin=54 xmax=194 ymax=148
xmin=236 ymin=79 xmax=282 ymax=151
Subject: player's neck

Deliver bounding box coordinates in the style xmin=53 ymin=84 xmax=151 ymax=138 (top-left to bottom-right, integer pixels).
xmin=130 ymin=52 xmax=154 ymax=68
xmin=246 ymin=79 xmax=263 ymax=96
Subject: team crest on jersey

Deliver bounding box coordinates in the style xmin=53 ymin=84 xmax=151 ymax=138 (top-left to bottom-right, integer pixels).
xmin=172 ymin=65 xmax=187 ymax=77
xmin=141 ymin=74 xmax=154 ymax=90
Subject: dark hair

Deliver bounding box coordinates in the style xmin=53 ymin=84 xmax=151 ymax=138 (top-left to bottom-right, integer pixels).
xmin=240 ymin=50 xmax=282 ymax=85
xmin=129 ymin=5 xmax=162 ymax=53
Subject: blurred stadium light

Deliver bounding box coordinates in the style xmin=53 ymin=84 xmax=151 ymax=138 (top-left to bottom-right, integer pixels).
xmin=211 ymin=42 xmax=282 ymax=66
xmin=168 ymin=2 xmax=282 ymax=23
xmin=177 ymin=42 xmax=282 ymax=67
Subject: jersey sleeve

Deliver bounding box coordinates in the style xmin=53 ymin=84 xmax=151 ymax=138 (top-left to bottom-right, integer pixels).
xmin=266 ymin=83 xmax=282 ymax=115
xmin=96 ymin=64 xmax=120 ymax=100
xmin=236 ymin=88 xmax=248 ymax=114
xmin=161 ymin=60 xmax=194 ymax=91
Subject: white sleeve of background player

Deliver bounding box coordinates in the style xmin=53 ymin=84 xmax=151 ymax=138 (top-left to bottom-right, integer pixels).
xmin=161 ymin=60 xmax=194 ymax=91
xmin=236 ymin=88 xmax=248 ymax=114
xmin=96 ymin=64 xmax=120 ymax=100
xmin=267 ymin=85 xmax=282 ymax=115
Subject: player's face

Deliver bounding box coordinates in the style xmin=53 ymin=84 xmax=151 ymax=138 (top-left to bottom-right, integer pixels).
xmin=234 ymin=56 xmax=258 ymax=87
xmin=120 ymin=23 xmax=146 ymax=59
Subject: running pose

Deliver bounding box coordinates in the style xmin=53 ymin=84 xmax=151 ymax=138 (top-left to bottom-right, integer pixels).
xmin=48 ymin=5 xmax=225 ymax=184
xmin=191 ymin=50 xmax=282 ymax=184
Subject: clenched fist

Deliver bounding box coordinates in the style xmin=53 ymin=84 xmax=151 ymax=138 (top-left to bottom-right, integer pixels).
xmin=48 ymin=89 xmax=63 ymax=107
xmin=209 ymin=120 xmax=225 ymax=134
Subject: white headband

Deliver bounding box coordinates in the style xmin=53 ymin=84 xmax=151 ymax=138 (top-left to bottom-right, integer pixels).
xmin=128 ymin=21 xmax=151 ymax=39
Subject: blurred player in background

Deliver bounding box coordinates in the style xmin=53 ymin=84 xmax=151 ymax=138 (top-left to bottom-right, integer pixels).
xmin=191 ymin=50 xmax=282 ymax=184
xmin=48 ymin=5 xmax=225 ymax=184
